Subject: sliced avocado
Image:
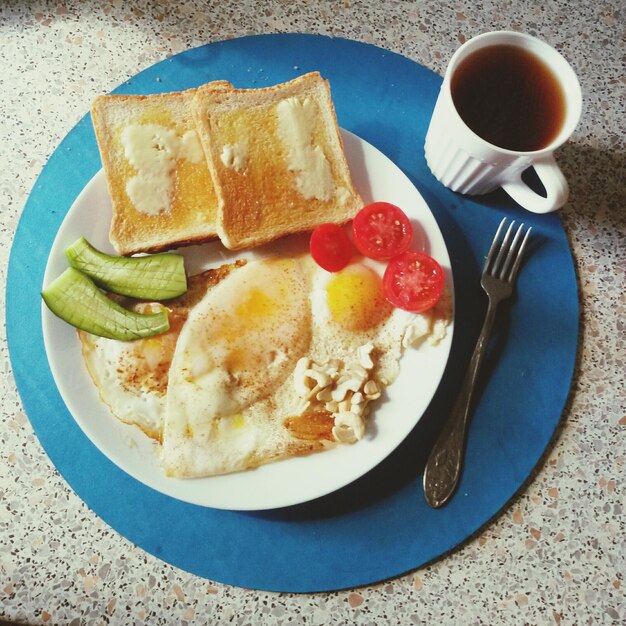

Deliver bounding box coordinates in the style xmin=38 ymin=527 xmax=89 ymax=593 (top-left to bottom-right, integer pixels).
xmin=42 ymin=267 xmax=170 ymax=340
xmin=65 ymin=237 xmax=187 ymax=300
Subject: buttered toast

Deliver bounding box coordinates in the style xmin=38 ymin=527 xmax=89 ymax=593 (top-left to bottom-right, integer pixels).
xmin=91 ymin=82 xmax=231 ymax=256
xmin=192 ymin=72 xmax=363 ymax=250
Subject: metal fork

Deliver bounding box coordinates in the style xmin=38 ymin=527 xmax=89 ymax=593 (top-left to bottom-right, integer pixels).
xmin=423 ymin=218 xmax=532 ymax=508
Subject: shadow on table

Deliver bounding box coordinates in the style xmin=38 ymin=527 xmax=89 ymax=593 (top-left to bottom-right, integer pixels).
xmin=558 ymin=143 xmax=626 ymax=217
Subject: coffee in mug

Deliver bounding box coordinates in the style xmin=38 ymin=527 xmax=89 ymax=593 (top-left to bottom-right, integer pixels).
xmin=451 ymin=45 xmax=567 ymax=152
xmin=424 ymin=31 xmax=582 ymax=214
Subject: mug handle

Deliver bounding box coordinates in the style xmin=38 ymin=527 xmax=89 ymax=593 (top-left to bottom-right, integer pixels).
xmin=501 ymin=155 xmax=569 ymax=214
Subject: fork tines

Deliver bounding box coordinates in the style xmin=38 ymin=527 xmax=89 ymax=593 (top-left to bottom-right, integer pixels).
xmin=486 ymin=218 xmax=532 ymax=282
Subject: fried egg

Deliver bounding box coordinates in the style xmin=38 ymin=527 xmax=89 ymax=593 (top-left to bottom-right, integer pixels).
xmin=160 ymin=256 xmax=450 ymax=477
xmin=309 ymin=261 xmax=417 ymax=384
xmin=161 ymin=257 xmax=314 ymax=476
xmin=78 ymin=262 xmax=244 ymax=441
xmin=80 ymin=252 xmax=450 ymax=478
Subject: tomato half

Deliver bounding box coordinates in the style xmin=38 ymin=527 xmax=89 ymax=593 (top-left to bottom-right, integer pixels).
xmin=352 ymin=202 xmax=413 ymax=260
xmin=310 ymin=223 xmax=354 ymax=272
xmin=382 ymin=251 xmax=444 ymax=312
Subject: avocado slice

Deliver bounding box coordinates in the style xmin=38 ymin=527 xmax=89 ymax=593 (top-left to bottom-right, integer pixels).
xmin=65 ymin=237 xmax=187 ymax=300
xmin=42 ymin=267 xmax=170 ymax=340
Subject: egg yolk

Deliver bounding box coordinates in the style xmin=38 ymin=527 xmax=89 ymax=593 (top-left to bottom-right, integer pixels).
xmin=326 ymin=265 xmax=392 ymax=331
xmin=235 ymin=287 xmax=277 ymax=321
xmin=208 ymin=259 xmax=304 ymax=374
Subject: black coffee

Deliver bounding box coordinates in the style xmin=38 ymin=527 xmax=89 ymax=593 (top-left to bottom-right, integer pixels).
xmin=451 ymin=44 xmax=567 ymax=152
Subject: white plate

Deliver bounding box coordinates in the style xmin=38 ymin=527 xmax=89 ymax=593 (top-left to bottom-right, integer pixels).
xmin=41 ymin=130 xmax=454 ymax=511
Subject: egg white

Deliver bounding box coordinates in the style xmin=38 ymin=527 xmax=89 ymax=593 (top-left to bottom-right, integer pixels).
xmin=80 ymin=333 xmax=165 ymax=440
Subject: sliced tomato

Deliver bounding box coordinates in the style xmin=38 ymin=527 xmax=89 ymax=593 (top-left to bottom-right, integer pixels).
xmin=382 ymin=251 xmax=444 ymax=312
xmin=352 ymin=202 xmax=413 ymax=261
xmin=310 ymin=223 xmax=354 ymax=272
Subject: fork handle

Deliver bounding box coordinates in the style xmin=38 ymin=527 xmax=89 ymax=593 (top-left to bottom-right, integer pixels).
xmin=423 ymin=298 xmax=498 ymax=508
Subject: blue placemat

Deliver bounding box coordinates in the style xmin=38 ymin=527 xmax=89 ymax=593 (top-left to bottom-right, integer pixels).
xmin=6 ymin=34 xmax=578 ymax=592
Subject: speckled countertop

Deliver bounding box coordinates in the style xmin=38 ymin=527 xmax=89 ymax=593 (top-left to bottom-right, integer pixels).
xmin=1 ymin=1 xmax=624 ymax=624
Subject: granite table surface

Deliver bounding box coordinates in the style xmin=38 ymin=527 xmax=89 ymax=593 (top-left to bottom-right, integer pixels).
xmin=1 ymin=1 xmax=624 ymax=624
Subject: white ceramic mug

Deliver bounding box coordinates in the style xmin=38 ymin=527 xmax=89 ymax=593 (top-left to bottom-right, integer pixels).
xmin=424 ymin=31 xmax=582 ymax=213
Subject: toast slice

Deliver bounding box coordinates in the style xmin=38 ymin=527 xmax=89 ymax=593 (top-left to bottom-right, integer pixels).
xmin=92 ymin=81 xmax=231 ymax=255
xmin=192 ymin=72 xmax=363 ymax=250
